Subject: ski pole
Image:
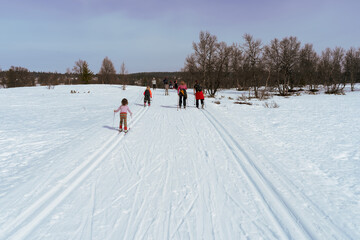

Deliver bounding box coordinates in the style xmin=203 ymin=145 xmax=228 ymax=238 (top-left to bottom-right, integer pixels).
xmin=177 ymin=94 xmax=179 ymax=111
xmin=113 ymin=112 xmax=115 ymax=127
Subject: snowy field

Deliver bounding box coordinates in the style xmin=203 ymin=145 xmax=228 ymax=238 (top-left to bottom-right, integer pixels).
xmin=0 ymin=84 xmax=359 ymax=239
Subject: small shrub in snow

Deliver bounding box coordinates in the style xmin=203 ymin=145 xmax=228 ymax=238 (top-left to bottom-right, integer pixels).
xmin=258 ymin=88 xmax=272 ymax=100
xmin=214 ymin=101 xmax=221 ymax=104
xmin=263 ymin=101 xmax=279 ymax=108
xmin=228 ymin=96 xmax=234 ymax=100
xmin=325 ymin=89 xmax=345 ymax=95
xmin=238 ymin=94 xmax=248 ymax=101
xmin=234 ymin=101 xmax=252 ymax=105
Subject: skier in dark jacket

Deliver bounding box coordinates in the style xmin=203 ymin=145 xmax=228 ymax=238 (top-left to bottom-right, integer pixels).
xmin=143 ymin=86 xmax=152 ymax=106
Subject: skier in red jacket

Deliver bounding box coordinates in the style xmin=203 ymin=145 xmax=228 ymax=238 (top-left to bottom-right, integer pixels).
xmin=193 ymin=81 xmax=204 ymax=109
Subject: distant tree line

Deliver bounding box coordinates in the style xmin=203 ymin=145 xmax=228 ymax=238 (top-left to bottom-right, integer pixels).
xmin=183 ymin=31 xmax=360 ymax=97
xmin=0 ymin=58 xmax=183 ymax=89
xmin=2 ymin=32 xmax=359 ymax=95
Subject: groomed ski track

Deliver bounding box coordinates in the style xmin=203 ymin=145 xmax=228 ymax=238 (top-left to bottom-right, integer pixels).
xmin=0 ymin=86 xmax=350 ymax=239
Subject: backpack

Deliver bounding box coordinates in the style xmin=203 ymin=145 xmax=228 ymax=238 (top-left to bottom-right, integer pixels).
xmin=144 ymin=89 xmax=150 ymax=97
xmin=195 ymin=84 xmax=202 ymax=92
xmin=179 ymin=88 xmax=187 ymax=98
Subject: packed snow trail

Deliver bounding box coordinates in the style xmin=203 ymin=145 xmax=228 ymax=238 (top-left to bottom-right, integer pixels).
xmin=0 ymin=85 xmax=358 ymax=239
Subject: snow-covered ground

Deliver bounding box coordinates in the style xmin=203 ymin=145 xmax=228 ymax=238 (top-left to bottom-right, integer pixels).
xmin=0 ymin=84 xmax=359 ymax=239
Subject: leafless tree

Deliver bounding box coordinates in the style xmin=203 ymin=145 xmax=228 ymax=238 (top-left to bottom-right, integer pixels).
xmin=299 ymin=43 xmax=318 ymax=91
xmin=66 ymin=68 xmax=72 ymax=85
xmin=230 ymin=44 xmax=244 ymax=90
xmin=210 ymin=41 xmax=232 ymax=95
xmin=99 ymin=57 xmax=116 ymax=84
xmin=120 ymin=61 xmax=128 ymax=89
xmin=344 ymin=47 xmax=360 ymax=91
xmin=264 ymin=38 xmax=283 ymax=94
xmin=183 ymin=31 xmax=231 ymax=96
xmin=72 ymin=59 xmax=85 ymax=76
xmin=332 ymin=47 xmax=345 ymax=92
xmin=279 ymin=36 xmax=301 ymax=92
xmin=190 ymin=31 xmax=218 ymax=94
xmin=318 ymin=47 xmax=345 ymax=94
xmin=242 ymin=33 xmax=263 ymax=98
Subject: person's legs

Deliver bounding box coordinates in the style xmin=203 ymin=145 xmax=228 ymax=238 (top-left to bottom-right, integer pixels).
xmin=179 ymin=95 xmax=182 ymax=107
xmin=119 ymin=113 xmax=126 ymax=129
xmin=196 ymin=99 xmax=199 ymax=108
xmin=122 ymin=114 xmax=128 ymax=130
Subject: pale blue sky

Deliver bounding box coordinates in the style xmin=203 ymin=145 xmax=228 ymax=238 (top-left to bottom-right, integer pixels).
xmin=1 ymin=0 xmax=359 ymax=73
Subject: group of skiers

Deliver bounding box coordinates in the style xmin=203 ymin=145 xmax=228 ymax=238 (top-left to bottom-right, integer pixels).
xmin=162 ymin=78 xmax=205 ymax=109
xmin=114 ymin=79 xmax=205 ymax=132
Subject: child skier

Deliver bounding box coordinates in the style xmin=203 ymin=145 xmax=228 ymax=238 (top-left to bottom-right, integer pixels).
xmin=177 ymin=81 xmax=187 ymax=109
xmin=193 ymin=80 xmax=205 ymax=109
xmin=143 ymin=86 xmax=152 ymax=106
xmin=114 ymin=98 xmax=132 ymax=132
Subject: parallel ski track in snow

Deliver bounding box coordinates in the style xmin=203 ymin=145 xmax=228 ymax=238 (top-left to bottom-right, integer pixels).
xmin=202 ymin=106 xmax=350 ymax=239
xmin=0 ymin=105 xmax=149 ymax=240
xmin=201 ymin=108 xmax=314 ymax=239
xmin=209 ymin=109 xmax=351 ymax=239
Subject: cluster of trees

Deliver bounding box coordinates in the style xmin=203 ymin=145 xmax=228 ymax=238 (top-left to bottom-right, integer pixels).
xmin=0 ymin=66 xmax=34 ymax=88
xmin=183 ymin=31 xmax=360 ymax=97
xmin=0 ymin=58 xmax=131 ymax=88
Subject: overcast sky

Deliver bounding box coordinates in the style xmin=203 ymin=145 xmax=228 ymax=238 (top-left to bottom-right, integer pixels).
xmin=1 ymin=0 xmax=359 ymax=73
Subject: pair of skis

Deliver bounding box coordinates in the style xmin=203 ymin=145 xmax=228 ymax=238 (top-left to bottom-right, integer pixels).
xmin=118 ymin=128 xmax=130 ymax=135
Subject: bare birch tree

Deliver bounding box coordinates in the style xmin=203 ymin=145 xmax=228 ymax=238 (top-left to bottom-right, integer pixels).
xmin=319 ymin=47 xmax=345 ymax=94
xmin=344 ymin=47 xmax=360 ymax=91
xmin=299 ymin=43 xmax=318 ymax=91
xmin=242 ymin=33 xmax=263 ymax=98
xmin=120 ymin=62 xmax=128 ymax=89
xmin=99 ymin=57 xmax=116 ymax=84
xmin=184 ymin=31 xmax=230 ymax=96
xmin=279 ymin=36 xmax=301 ymax=93
xmin=230 ymin=44 xmax=244 ymax=90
